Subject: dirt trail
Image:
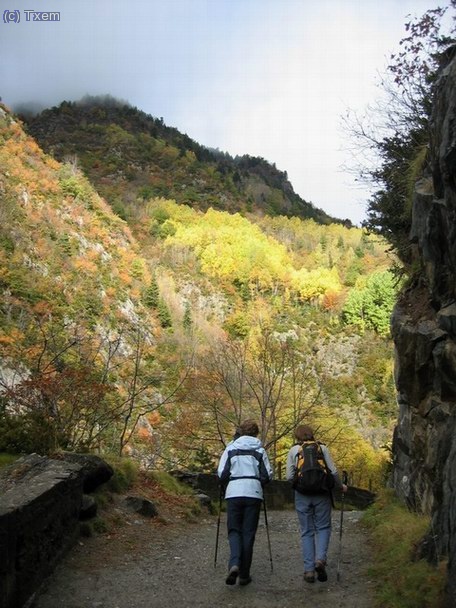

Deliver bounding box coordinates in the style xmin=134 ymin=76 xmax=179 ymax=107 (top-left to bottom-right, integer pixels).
xmin=33 ymin=508 xmax=375 ymax=608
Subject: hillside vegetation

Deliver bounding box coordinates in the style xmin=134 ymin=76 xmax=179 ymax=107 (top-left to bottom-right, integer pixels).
xmin=24 ymin=96 xmax=340 ymax=224
xmin=0 ymin=101 xmax=397 ymax=489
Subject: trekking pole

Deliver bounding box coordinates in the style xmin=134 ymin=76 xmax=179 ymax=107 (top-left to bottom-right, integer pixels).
xmin=214 ymin=485 xmax=223 ymax=568
xmin=336 ymin=470 xmax=348 ymax=582
xmin=263 ymin=498 xmax=273 ymax=572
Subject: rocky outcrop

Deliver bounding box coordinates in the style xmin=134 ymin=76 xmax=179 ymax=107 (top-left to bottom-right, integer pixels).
xmin=56 ymin=452 xmax=114 ymax=493
xmin=0 ymin=453 xmax=113 ymax=608
xmin=391 ymin=47 xmax=456 ymax=605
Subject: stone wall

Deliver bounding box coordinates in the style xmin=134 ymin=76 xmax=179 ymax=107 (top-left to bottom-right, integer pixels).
xmin=391 ymin=47 xmax=456 ymax=606
xmin=0 ymin=455 xmax=83 ymax=608
xmin=172 ymin=471 xmax=375 ymax=510
xmin=0 ymin=453 xmax=113 ymax=608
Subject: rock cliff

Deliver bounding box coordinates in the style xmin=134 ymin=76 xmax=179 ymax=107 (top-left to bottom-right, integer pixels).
xmin=392 ymin=47 xmax=456 ymax=605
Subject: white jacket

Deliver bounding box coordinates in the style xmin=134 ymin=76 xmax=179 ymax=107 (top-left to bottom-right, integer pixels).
xmin=217 ymin=435 xmax=273 ymax=500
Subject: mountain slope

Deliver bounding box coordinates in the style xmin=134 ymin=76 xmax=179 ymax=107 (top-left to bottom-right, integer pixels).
xmin=0 ymin=104 xmax=151 ymax=325
xmin=0 ymin=103 xmax=394 ymax=487
xmin=23 ymin=96 xmax=341 ymax=225
xmin=0 ymin=104 xmax=173 ymax=455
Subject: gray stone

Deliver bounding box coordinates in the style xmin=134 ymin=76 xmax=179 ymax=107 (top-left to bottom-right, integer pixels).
xmin=195 ymin=493 xmax=212 ymax=511
xmin=172 ymin=471 xmax=375 ymax=510
xmin=124 ymin=496 xmax=158 ymax=518
xmin=438 ymin=303 xmax=456 ymax=335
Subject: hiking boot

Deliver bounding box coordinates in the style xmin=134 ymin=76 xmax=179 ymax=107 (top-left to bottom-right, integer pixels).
xmin=304 ymin=571 xmax=315 ymax=583
xmin=225 ymin=566 xmax=239 ymax=585
xmin=239 ymin=576 xmax=252 ymax=586
xmin=315 ymin=560 xmax=328 ymax=582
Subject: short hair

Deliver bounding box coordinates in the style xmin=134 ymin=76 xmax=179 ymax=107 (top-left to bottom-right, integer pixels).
xmin=239 ymin=419 xmax=259 ymax=437
xmin=295 ymin=425 xmax=314 ymax=442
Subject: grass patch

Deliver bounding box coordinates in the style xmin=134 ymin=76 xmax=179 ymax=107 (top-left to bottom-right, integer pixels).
xmin=146 ymin=471 xmax=203 ymax=521
xmin=149 ymin=471 xmax=194 ymax=496
xmin=363 ymin=489 xmax=446 ymax=607
xmin=102 ymin=455 xmax=139 ymax=493
xmin=93 ymin=487 xmax=113 ymax=509
xmin=0 ymin=453 xmax=20 ymax=468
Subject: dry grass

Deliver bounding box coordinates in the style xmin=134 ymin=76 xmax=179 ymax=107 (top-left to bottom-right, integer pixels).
xmin=363 ymin=489 xmax=447 ymax=608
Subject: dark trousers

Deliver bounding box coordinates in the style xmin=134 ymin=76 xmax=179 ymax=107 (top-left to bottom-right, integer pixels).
xmin=226 ymin=497 xmax=262 ymax=578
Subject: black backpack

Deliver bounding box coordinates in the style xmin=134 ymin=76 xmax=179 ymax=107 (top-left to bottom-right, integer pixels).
xmin=292 ymin=441 xmax=335 ymax=494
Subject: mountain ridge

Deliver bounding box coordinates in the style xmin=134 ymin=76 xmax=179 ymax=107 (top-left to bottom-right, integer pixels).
xmin=21 ymin=95 xmax=348 ymax=226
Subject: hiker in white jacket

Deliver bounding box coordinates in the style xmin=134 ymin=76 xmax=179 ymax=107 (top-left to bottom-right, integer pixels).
xmin=217 ymin=419 xmax=273 ymax=586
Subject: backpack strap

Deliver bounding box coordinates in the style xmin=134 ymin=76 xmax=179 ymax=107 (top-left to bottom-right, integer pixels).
xmin=316 ymin=442 xmax=336 ymax=506
xmin=316 ymin=442 xmax=330 ymax=473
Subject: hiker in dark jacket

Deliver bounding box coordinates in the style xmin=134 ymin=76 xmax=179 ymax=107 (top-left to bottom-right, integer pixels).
xmin=286 ymin=424 xmax=347 ymax=584
xmin=217 ymin=419 xmax=273 ymax=586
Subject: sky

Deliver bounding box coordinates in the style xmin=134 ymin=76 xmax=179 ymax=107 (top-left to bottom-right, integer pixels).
xmin=0 ymin=0 xmax=441 ymax=224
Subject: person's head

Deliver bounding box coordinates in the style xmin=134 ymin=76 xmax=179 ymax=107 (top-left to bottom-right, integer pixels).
xmin=239 ymin=419 xmax=259 ymax=437
xmin=295 ymin=424 xmax=315 ymax=442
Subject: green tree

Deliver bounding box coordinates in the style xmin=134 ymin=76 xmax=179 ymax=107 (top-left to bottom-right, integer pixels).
xmin=342 ymin=271 xmax=398 ymax=336
xmin=157 ymin=299 xmax=172 ymax=328
xmin=144 ymin=276 xmax=160 ymax=309
xmin=183 ymin=302 xmax=192 ymax=332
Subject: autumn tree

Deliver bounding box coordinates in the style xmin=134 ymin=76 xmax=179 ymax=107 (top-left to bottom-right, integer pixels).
xmin=115 ymin=324 xmax=191 ymax=455
xmin=178 ymin=319 xmax=323 ymax=472
xmin=0 ymin=314 xmax=190 ymax=455
xmin=0 ymin=316 xmax=114 ymax=452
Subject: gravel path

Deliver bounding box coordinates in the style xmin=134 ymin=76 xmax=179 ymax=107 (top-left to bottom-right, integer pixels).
xmin=34 ymin=508 xmax=375 ymax=608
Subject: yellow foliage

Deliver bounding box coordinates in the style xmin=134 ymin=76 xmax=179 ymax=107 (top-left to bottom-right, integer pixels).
xmin=164 ymin=207 xmax=292 ymax=287
xmin=292 ymin=267 xmax=342 ymax=301
xmin=118 ymin=270 xmax=133 ymax=286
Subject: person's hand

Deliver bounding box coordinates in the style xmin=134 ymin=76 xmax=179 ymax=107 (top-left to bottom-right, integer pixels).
xmin=341 ymin=484 xmax=348 ymax=493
